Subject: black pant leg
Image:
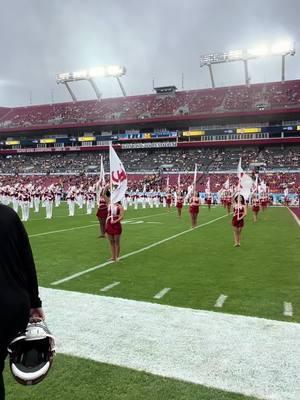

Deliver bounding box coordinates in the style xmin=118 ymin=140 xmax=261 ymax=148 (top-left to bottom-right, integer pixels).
xmin=0 ymin=343 xmax=7 ymax=400
xmin=0 ymin=289 xmax=30 ymax=400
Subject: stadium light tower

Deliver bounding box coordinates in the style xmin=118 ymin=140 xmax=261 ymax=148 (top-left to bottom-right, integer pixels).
xmin=56 ymin=65 xmax=127 ymax=101
xmin=200 ymin=40 xmax=295 ymax=88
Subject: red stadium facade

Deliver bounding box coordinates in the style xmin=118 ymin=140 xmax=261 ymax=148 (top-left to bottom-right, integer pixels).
xmin=0 ymin=79 xmax=300 ymax=135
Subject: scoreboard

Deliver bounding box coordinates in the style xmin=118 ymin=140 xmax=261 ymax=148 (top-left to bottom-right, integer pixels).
xmin=120 ymin=131 xmax=177 ymax=140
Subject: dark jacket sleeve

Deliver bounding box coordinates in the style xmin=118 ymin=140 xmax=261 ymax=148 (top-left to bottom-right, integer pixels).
xmin=16 ymin=215 xmax=42 ymax=308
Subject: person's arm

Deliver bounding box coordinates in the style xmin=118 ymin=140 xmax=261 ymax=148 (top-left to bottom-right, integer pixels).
xmin=103 ymin=185 xmax=110 ymax=203
xmin=238 ymin=207 xmax=247 ymax=220
xmin=112 ymin=206 xmax=124 ymax=224
xmin=15 ymin=214 xmax=44 ymax=319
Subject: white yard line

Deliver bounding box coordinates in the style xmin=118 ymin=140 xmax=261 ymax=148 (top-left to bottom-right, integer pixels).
xmin=40 ymin=287 xmax=300 ymax=400
xmin=51 ymin=214 xmax=228 ymax=285
xmin=100 ymin=282 xmax=120 ymax=292
xmin=29 ymin=224 xmax=98 ymax=238
xmin=283 ymin=302 xmax=293 ymax=317
xmin=153 ymin=288 xmax=171 ymax=299
xmin=287 ymin=207 xmax=300 ymax=227
xmin=214 ymin=294 xmax=228 ymax=308
xmin=29 ymin=210 xmax=176 ymax=222
xmin=129 ymin=210 xmax=176 ymax=220
xmin=27 ymin=213 xmax=88 ymax=221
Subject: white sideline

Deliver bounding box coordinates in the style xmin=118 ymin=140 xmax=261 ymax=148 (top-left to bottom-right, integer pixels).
xmin=214 ymin=294 xmax=228 ymax=308
xmin=29 ymin=224 xmax=98 ymax=238
xmin=40 ymin=287 xmax=300 ymax=400
xmin=100 ymin=282 xmax=120 ymax=292
xmin=153 ymin=288 xmax=171 ymax=299
xmin=51 ymin=213 xmax=228 ymax=285
xmin=287 ymin=207 xmax=300 ymax=227
xmin=283 ymin=302 xmax=293 ymax=317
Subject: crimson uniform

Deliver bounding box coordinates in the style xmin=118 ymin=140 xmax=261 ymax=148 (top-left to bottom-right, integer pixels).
xmin=260 ymin=194 xmax=268 ymax=209
xmin=176 ymin=196 xmax=184 ymax=209
xmin=96 ymin=198 xmax=108 ymax=219
xmin=226 ymin=195 xmax=232 ymax=207
xmin=252 ymin=199 xmax=260 ymax=213
xmin=166 ymin=193 xmax=172 ymax=205
xmin=106 ymin=204 xmax=122 ymax=236
xmin=232 ymin=205 xmax=245 ymax=228
xmin=189 ymin=197 xmax=200 ymax=215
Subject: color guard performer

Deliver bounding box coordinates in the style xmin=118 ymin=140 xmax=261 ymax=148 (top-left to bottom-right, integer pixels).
xmin=105 ymin=201 xmax=124 ymax=262
xmin=232 ymin=194 xmax=247 ymax=247
xmin=96 ymin=186 xmax=109 ymax=238
xmin=176 ymin=192 xmax=184 ymax=217
xmin=189 ymin=192 xmax=200 ymax=228
xmin=225 ymin=191 xmax=232 ymax=214
xmin=260 ymin=193 xmax=268 ymax=211
xmin=206 ymin=193 xmax=212 ymax=211
xmin=166 ymin=191 xmax=172 ymax=212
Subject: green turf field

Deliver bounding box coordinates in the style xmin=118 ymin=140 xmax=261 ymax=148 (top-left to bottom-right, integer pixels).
xmin=4 ymin=204 xmax=300 ymax=400
xmin=25 ymin=204 xmax=300 ymax=322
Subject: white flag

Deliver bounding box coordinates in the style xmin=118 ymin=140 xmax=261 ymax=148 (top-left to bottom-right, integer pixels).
xmin=284 ymin=187 xmax=289 ymax=196
xmin=237 ymin=158 xmax=253 ymax=200
xmin=99 ymin=155 xmax=105 ymax=187
xmin=187 ymin=184 xmax=194 ymax=197
xmin=223 ymin=178 xmax=230 ymax=190
xmin=177 ymin=174 xmax=181 ymax=188
xmin=205 ymin=177 xmax=210 ymax=194
xmin=109 ymin=144 xmax=127 ymax=203
xmin=193 ymin=164 xmax=197 ymax=188
xmin=260 ymin=180 xmax=267 ymax=193
xmin=254 ymin=175 xmax=259 ymax=193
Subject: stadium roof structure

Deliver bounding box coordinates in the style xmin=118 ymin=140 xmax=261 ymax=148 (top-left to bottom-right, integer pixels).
xmin=56 ymin=65 xmax=127 ymax=101
xmin=200 ymin=40 xmax=295 ymax=88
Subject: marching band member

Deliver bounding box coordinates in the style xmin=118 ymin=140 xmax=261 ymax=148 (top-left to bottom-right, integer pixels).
xmin=34 ymin=187 xmax=41 ymax=213
xmin=67 ymin=188 xmax=76 ymax=217
xmin=85 ymin=189 xmax=94 ymax=215
xmin=44 ymin=189 xmax=54 ymax=219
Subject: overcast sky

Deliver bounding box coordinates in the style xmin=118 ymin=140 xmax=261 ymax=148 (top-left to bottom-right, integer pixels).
xmin=0 ymin=0 xmax=299 ymax=107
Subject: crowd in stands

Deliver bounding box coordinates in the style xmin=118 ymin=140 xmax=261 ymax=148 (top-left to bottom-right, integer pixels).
xmin=0 ymin=145 xmax=298 ymax=175
xmin=2 ymin=80 xmax=300 ymax=128
xmin=0 ymin=172 xmax=299 ymax=194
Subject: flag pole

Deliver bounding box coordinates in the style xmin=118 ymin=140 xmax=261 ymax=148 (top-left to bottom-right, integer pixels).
xmin=237 ymin=158 xmax=241 ymax=220
xmin=193 ymin=163 xmax=197 ymax=193
xmin=109 ymin=142 xmax=113 ymax=214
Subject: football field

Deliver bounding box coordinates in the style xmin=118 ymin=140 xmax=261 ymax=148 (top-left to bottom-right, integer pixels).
xmin=5 ymin=204 xmax=300 ymax=400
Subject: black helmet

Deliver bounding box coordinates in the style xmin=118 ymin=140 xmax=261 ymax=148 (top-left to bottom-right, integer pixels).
xmin=7 ymin=319 xmax=55 ymax=385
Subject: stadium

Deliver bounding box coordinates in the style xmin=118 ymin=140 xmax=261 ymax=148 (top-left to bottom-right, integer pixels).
xmin=0 ymin=1 xmax=299 ymax=400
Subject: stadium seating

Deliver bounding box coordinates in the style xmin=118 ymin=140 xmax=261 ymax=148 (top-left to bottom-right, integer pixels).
xmin=0 ymin=145 xmax=298 ymax=174
xmin=2 ymin=80 xmax=300 ymax=128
